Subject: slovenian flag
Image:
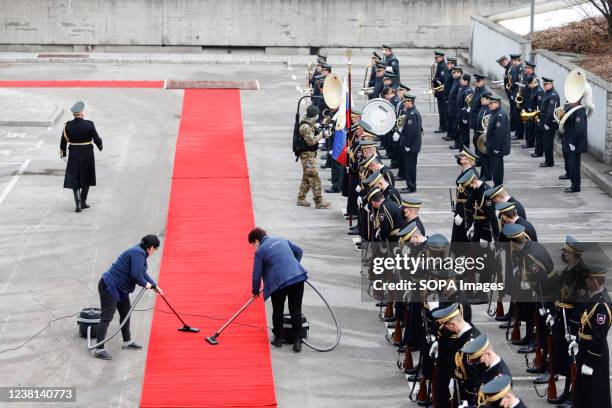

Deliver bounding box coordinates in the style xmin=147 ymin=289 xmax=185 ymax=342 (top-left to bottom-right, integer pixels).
xmin=332 ymin=75 xmax=349 ymax=166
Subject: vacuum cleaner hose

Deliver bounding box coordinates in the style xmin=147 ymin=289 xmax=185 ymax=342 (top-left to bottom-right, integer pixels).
xmin=86 ymin=287 xmax=147 ymax=350
xmin=302 ymin=280 xmax=341 ymax=352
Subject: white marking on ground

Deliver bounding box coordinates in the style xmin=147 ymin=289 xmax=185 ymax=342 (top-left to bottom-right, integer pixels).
xmin=34 ymin=140 xmax=44 ymax=149
xmin=0 ymin=159 xmax=30 ymax=207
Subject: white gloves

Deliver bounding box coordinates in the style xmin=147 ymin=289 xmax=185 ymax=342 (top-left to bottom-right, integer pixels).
xmin=454 ymin=214 xmax=463 ymax=226
xmin=546 ymin=314 xmax=555 ymax=327
xmin=467 ymin=225 xmax=474 ymax=240
xmin=479 ymin=238 xmax=489 ymax=248
xmin=581 ymin=365 xmax=593 ymax=376
xmin=569 ymin=144 xmax=576 ymax=151
xmin=566 ymin=334 xmax=576 ymax=343
xmin=494 ymin=150 xmax=500 ymax=154
xmin=356 ymin=185 xmax=362 ymax=193
xmin=544 ymin=124 xmax=550 ymax=130
xmin=458 ymin=401 xmax=469 ymax=408
xmin=568 ymin=340 xmax=578 ymax=357
xmin=375 ymin=230 xmax=381 ymax=240
xmin=392 ymin=132 xmax=400 ymax=142
xmin=357 ymin=196 xmax=363 ymax=207
xmin=404 ymin=146 xmax=411 ymax=153
xmin=539 ymin=308 xmax=547 ymax=317
xmin=462 ymin=119 xmax=468 ymax=124
xmin=429 ymin=340 xmax=439 ymax=359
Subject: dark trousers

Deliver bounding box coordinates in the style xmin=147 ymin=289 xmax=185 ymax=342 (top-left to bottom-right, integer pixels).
xmin=96 ymin=278 xmax=131 ymax=349
xmin=436 ymin=96 xmax=447 ymax=130
xmin=330 ymin=160 xmax=343 ymax=189
xmin=447 ymin=113 xmax=457 ymax=140
xmin=524 ymin=121 xmax=535 ymax=147
xmin=457 ymin=122 xmax=470 ymax=148
xmin=563 ymin=152 xmax=570 ymax=177
xmin=489 ymin=156 xmax=504 ymax=186
xmin=480 ymin=154 xmax=491 ymax=181
xmin=534 ymin=125 xmax=544 ymax=156
xmin=511 ymin=104 xmax=524 ymax=138
xmin=543 ymin=129 xmax=555 ymax=165
xmin=271 ymin=280 xmax=304 ymax=341
xmin=568 ymin=153 xmax=581 ymax=191
xmin=402 ymin=152 xmax=418 ymax=191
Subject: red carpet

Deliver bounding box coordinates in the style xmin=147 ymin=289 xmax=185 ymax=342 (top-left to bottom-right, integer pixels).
xmin=140 ymin=89 xmax=276 ymax=408
xmin=0 ymin=80 xmax=164 ymax=88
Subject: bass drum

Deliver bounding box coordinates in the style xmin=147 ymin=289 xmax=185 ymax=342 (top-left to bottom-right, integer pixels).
xmin=361 ymin=98 xmax=396 ymax=136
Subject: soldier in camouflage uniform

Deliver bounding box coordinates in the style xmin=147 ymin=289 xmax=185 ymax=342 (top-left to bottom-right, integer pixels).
xmin=297 ymin=105 xmax=331 ymax=209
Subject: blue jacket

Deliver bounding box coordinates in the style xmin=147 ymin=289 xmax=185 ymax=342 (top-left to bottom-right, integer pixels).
xmin=102 ymin=245 xmax=157 ymax=301
xmin=251 ymin=236 xmax=308 ymax=299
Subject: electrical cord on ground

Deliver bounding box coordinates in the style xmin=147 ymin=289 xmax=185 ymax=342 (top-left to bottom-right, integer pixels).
xmin=301 ymin=280 xmax=341 ymax=352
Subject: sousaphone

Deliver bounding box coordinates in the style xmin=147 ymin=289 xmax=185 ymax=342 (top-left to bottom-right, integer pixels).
xmin=557 ymin=68 xmax=595 ymax=134
xmin=323 ymin=73 xmax=343 ymax=110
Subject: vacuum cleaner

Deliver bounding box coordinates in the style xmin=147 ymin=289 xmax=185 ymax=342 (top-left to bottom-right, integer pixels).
xmin=205 ymin=280 xmax=341 ymax=352
xmin=83 ymin=286 xmax=199 ymax=351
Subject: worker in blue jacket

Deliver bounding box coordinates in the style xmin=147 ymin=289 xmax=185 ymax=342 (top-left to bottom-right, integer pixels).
xmin=249 ymin=227 xmax=308 ymax=352
xmin=94 ymin=234 xmax=162 ymax=360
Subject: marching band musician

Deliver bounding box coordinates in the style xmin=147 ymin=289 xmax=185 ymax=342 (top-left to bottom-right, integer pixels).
xmin=446 ymin=66 xmax=463 ymax=147
xmin=485 ymin=95 xmax=511 ymax=186
xmin=399 ymin=94 xmax=422 ymax=194
xmin=433 ymin=50 xmax=449 ymax=133
xmin=561 ymin=93 xmax=588 ymax=193
xmin=370 ymin=61 xmax=386 ymax=100
xmin=538 ymin=77 xmax=560 ymax=168
xmin=455 ymin=73 xmax=473 ymax=150
xmin=475 ymin=91 xmax=492 ymax=181
xmin=469 ymin=73 xmax=489 ymax=152
xmin=382 ymin=45 xmax=400 ymax=82
xmin=496 ymin=55 xmax=513 ymax=110
xmin=509 ymin=53 xmax=524 ymax=140
xmin=526 ymin=76 xmax=544 ymax=158
xmin=519 ymin=61 xmax=537 ymax=149
xmin=368 ymin=52 xmax=382 ymax=88
xmin=442 ymin=57 xmax=458 ymax=139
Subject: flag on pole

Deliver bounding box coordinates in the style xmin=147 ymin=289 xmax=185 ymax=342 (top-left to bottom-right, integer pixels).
xmin=332 ymin=75 xmax=349 ymax=166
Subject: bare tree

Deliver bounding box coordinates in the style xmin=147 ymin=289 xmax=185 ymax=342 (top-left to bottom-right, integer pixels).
xmin=564 ymin=0 xmax=612 ymax=38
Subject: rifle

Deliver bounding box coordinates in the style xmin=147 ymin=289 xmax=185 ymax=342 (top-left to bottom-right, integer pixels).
xmin=562 ymin=308 xmax=577 ymax=399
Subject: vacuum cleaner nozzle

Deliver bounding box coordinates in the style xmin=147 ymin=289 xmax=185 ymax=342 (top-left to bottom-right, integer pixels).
xmin=205 ymin=334 xmax=219 ymax=345
xmin=178 ymin=325 xmax=200 ymax=333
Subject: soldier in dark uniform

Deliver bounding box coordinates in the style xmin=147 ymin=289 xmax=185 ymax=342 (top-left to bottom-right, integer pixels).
xmin=571 ymin=264 xmax=611 ymax=408
xmin=446 ymin=66 xmax=463 ymax=146
xmin=561 ymin=97 xmax=588 ymax=193
xmin=382 ymin=45 xmax=400 ymax=81
xmin=481 ymin=375 xmax=528 ymax=408
xmin=497 ymin=55 xmax=513 ymax=110
xmin=370 ymin=62 xmax=386 ymax=100
xmin=367 ymin=52 xmax=382 ymax=88
xmin=400 ymin=197 xmax=425 ymax=236
xmin=398 ymin=94 xmax=421 ymax=194
xmin=454 ymin=73 xmax=473 ymax=149
xmin=538 ymin=77 xmax=560 ymax=167
xmin=519 ymin=61 xmax=536 ymax=149
xmin=497 ymin=202 xmax=537 ymax=242
xmin=442 ymin=57 xmax=457 ymax=140
xmin=309 ymin=55 xmax=327 ymax=90
xmin=369 ymin=189 xmax=406 ymax=242
xmin=509 ymin=53 xmax=525 ymax=140
xmin=485 ymin=95 xmax=511 ymax=186
xmin=460 ymin=334 xmax=511 ymax=405
xmin=366 ymin=155 xmax=395 ymax=187
xmin=475 ymin=91 xmax=492 ymax=180
xmin=486 ymin=184 xmax=527 ymax=220
xmin=451 ymin=148 xmax=479 ymax=247
xmin=433 ymin=50 xmax=449 ymax=133
xmin=470 ymin=73 xmax=489 ymax=151
xmin=59 ymin=101 xmax=103 ymax=212
xmin=431 ymin=303 xmax=481 ymax=408
xmin=526 ymin=76 xmax=545 ymax=157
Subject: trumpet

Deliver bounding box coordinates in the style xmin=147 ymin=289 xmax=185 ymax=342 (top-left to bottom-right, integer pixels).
xmin=520 ymin=109 xmax=540 ymax=123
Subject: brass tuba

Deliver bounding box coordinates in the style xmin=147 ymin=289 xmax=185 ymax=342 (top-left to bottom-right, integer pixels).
xmin=557 ymin=67 xmax=596 ymax=134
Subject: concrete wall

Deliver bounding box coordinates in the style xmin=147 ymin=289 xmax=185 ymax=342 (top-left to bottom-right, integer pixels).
xmin=469 ymin=15 xmax=531 ymax=80
xmin=0 ymin=0 xmax=528 ymax=49
xmin=534 ymin=49 xmax=612 ymax=163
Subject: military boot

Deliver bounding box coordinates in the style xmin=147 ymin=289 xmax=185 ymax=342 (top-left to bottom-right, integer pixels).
xmin=296 ymin=199 xmax=311 ymax=207
xmin=315 ymin=199 xmax=331 ymax=209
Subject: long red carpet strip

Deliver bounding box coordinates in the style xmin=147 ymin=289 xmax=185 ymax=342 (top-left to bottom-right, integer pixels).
xmin=140 ymin=89 xmax=276 ymax=407
xmin=0 ymin=80 xmax=164 ymax=88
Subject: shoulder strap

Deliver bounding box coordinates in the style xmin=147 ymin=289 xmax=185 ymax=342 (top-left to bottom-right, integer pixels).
xmin=63 ymin=123 xmax=70 ymax=143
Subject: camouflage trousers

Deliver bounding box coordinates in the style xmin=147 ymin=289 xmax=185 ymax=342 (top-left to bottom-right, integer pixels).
xmin=297 ymin=151 xmax=322 ymax=203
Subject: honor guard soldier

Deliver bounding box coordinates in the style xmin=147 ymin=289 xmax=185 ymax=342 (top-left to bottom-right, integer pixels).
xmin=400 ymin=197 xmax=425 ymax=235
xmin=561 ymin=93 xmax=588 ymax=193
xmin=549 ymin=236 xmax=587 ymax=405
xmin=509 ymin=53 xmax=525 ymax=140
xmin=480 ymin=375 xmax=527 ymax=408
xmin=399 ymin=94 xmax=422 ymax=193
xmin=373 ymin=171 xmax=402 ymax=205
xmin=496 ymin=201 xmax=537 ymax=241
xmin=451 ymin=148 xmax=478 ymax=245
xmin=431 ymin=303 xmax=481 ymax=408
xmin=485 ymin=95 xmax=511 ymax=186
xmin=497 ymin=55 xmax=513 ymax=108
xmin=433 ymin=50 xmax=449 ymax=133
xmin=571 ymin=264 xmax=612 ymax=408
xmin=368 ymin=189 xmax=406 ymax=242
xmin=441 ymin=57 xmax=457 ymax=138
xmin=382 ymin=45 xmax=400 ymax=81
xmin=459 ymin=334 xmax=511 ymax=406
xmin=59 ymin=101 xmax=103 ymax=213
xmin=296 ymin=105 xmax=331 ymax=209
xmin=366 ymin=155 xmax=395 ymax=187
xmin=446 ymin=66 xmax=463 ymax=145
xmin=538 ymin=77 xmax=560 ymax=167
xmin=455 ymin=73 xmax=473 ymax=150
xmin=475 ymin=91 xmax=492 ymax=180
xmin=486 ymin=184 xmax=526 ymax=220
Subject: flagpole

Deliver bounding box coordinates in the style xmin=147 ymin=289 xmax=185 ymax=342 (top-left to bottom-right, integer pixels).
xmin=346 ymin=49 xmax=353 ymax=142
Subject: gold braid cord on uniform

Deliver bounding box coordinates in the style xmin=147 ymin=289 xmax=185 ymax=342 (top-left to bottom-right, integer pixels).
xmin=454 ymin=351 xmax=467 ymax=380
